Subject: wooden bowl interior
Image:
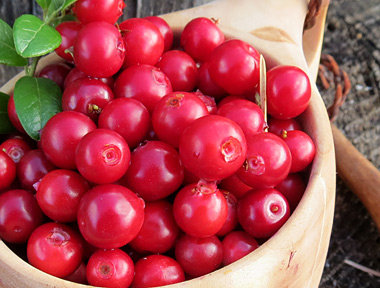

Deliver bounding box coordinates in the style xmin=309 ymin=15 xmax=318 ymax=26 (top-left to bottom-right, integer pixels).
xmin=0 ymin=26 xmax=335 ymax=288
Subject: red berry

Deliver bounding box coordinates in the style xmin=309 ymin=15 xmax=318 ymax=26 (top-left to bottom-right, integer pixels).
xmin=38 ymin=63 xmax=71 ymax=90
xmin=222 ymin=231 xmax=259 ymax=265
xmin=120 ymin=18 xmax=164 ymax=67
xmin=75 ymin=129 xmax=130 ymax=184
xmin=73 ymin=0 xmax=125 ymax=24
xmin=219 ymin=173 xmax=252 ymax=199
xmin=0 ymin=189 xmax=43 ymax=243
xmin=27 ymin=222 xmax=83 ymax=278
xmin=55 ymin=21 xmax=82 ymax=62
xmin=216 ymin=190 xmax=238 ymax=236
xmin=156 ymin=50 xmax=198 ymax=92
xmin=179 ymin=115 xmax=247 ymax=181
xmin=40 ymin=111 xmax=96 ymax=169
xmin=114 ymin=64 xmax=172 ymax=113
xmin=0 ymin=138 xmax=31 ymax=164
xmin=238 ymin=188 xmax=290 ymax=238
xmin=268 ymin=118 xmax=302 ymax=136
xmin=7 ymin=94 xmax=26 ymax=134
xmin=180 ymin=17 xmax=224 ymax=62
xmin=144 ymin=16 xmax=173 ymax=51
xmin=267 ymin=65 xmax=311 ymax=119
xmin=64 ymin=262 xmax=87 ymax=284
xmin=132 ymin=255 xmax=185 ymax=288
xmin=198 ymin=62 xmax=226 ymax=99
xmin=193 ymin=90 xmax=218 ymax=114
xmin=173 ymin=182 xmax=228 ymax=238
xmin=275 ymin=173 xmax=306 ymax=211
xmin=98 ymin=98 xmax=151 ymax=148
xmin=86 ymin=249 xmax=134 ymax=288
xmin=152 ymin=92 xmax=209 ymax=147
xmin=77 ymin=184 xmax=145 ymax=249
xmin=0 ymin=150 xmax=16 ymax=190
xmin=74 ymin=21 xmax=125 ymax=78
xmin=64 ymin=67 xmax=114 ymax=89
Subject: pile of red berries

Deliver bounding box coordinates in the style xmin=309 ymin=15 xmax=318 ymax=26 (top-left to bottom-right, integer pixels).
xmin=0 ymin=1 xmax=316 ymax=287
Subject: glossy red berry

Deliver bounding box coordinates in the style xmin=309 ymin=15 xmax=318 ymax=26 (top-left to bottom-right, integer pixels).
xmin=38 ymin=63 xmax=71 ymax=90
xmin=55 ymin=21 xmax=82 ymax=62
xmin=238 ymin=188 xmax=290 ymax=238
xmin=198 ymin=62 xmax=226 ymax=99
xmin=114 ymin=64 xmax=172 ymax=113
xmin=275 ymin=173 xmax=306 ymax=211
xmin=86 ymin=249 xmax=134 ymax=288
xmin=179 ymin=115 xmax=247 ymax=181
xmin=62 ymin=78 xmax=114 ymax=121
xmin=180 ymin=17 xmax=224 ymax=62
xmin=237 ymin=132 xmax=291 ymax=189
xmin=219 ymin=173 xmax=252 ymax=199
xmin=74 ymin=21 xmax=125 ymax=78
xmin=267 ymin=65 xmax=311 ymax=119
xmin=7 ymin=94 xmax=26 ymax=134
xmin=156 ymin=50 xmax=198 ymax=92
xmin=40 ymin=111 xmax=96 ymax=169
xmin=27 ymin=222 xmax=83 ymax=278
xmin=132 ymin=255 xmax=185 ymax=288
xmin=36 ymin=169 xmax=89 ymax=223
xmin=0 ymin=138 xmax=31 ymax=164
xmin=77 ymin=184 xmax=145 ymax=248
xmin=216 ymin=190 xmax=238 ymax=236
xmin=222 ymin=231 xmax=259 ymax=266
xmin=130 ymin=201 xmax=179 ymax=254
xmin=64 ymin=67 xmax=114 ymax=89
xmin=98 ymin=98 xmax=150 ymax=148
xmin=281 ymin=130 xmax=316 ymax=173
xmin=0 ymin=189 xmax=43 ymax=243
xmin=152 ymin=92 xmax=209 ymax=147
xmin=73 ymin=0 xmax=125 ymax=24
xmin=194 ymin=90 xmax=218 ymax=114
xmin=17 ymin=149 xmax=55 ymax=191
xmin=209 ymin=39 xmax=260 ymax=95
xmin=217 ymin=99 xmax=265 ymax=137
xmin=120 ymin=18 xmax=164 ymax=67
xmin=173 ymin=182 xmax=228 ymax=238
xmin=144 ymin=16 xmax=173 ymax=51
xmin=175 ymin=234 xmax=223 ymax=277
xmin=268 ymin=118 xmax=302 ymax=136
xmin=123 ymin=141 xmax=184 ymax=201
xmin=0 ymin=150 xmax=16 ymax=190
xmin=64 ymin=262 xmax=87 ymax=284
xmin=75 ymin=129 xmax=130 ymax=184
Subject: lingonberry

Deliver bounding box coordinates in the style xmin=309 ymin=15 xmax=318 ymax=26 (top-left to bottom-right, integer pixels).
xmin=0 ymin=137 xmax=31 ymax=164
xmin=144 ymin=16 xmax=173 ymax=51
xmin=64 ymin=262 xmax=87 ymax=284
xmin=62 ymin=78 xmax=114 ymax=121
xmin=237 ymin=132 xmax=291 ymax=189
xmin=180 ymin=17 xmax=225 ymax=62
xmin=275 ymin=173 xmax=306 ymax=211
xmin=40 ymin=111 xmax=96 ymax=169
xmin=122 ymin=141 xmax=183 ymax=201
xmin=74 ymin=21 xmax=125 ymax=78
xmin=175 ymin=234 xmax=223 ymax=277
xmin=156 ymin=50 xmax=199 ymax=92
xmin=73 ymin=0 xmax=125 ymax=24
xmin=130 ymin=200 xmax=179 ymax=254
xmin=219 ymin=173 xmax=253 ymax=199
xmin=0 ymin=189 xmax=43 ymax=243
xmin=132 ymin=255 xmax=185 ymax=288
xmin=238 ymin=188 xmax=290 ymax=239
xmin=179 ymin=115 xmax=247 ymax=181
xmin=173 ymin=182 xmax=228 ymax=238
xmin=27 ymin=222 xmax=83 ymax=278
xmin=152 ymin=92 xmax=209 ymax=147
xmin=98 ymin=98 xmax=151 ymax=148
xmin=75 ymin=129 xmax=130 ymax=184
xmin=7 ymin=94 xmax=26 ymax=134
xmin=64 ymin=67 xmax=115 ymax=89
xmin=38 ymin=63 xmax=71 ymax=90
xmin=36 ymin=169 xmax=89 ymax=223
xmin=86 ymin=249 xmax=134 ymax=288
xmin=17 ymin=149 xmax=55 ymax=191
xmin=198 ymin=61 xmax=226 ymax=99
xmin=209 ymin=39 xmax=260 ymax=95
xmin=0 ymin=151 xmax=16 ymax=190
xmin=120 ymin=18 xmax=164 ymax=67
xmin=77 ymin=184 xmax=145 ymax=248
xmin=222 ymin=231 xmax=259 ymax=265
xmin=114 ymin=64 xmax=172 ymax=113
xmin=55 ymin=21 xmax=82 ymax=62
xmin=268 ymin=117 xmax=302 ymax=136
xmin=216 ymin=190 xmax=238 ymax=236
xmin=267 ymin=65 xmax=311 ymax=119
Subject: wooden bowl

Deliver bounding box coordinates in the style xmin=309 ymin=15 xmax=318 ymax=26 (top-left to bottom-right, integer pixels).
xmin=0 ymin=1 xmax=335 ymax=287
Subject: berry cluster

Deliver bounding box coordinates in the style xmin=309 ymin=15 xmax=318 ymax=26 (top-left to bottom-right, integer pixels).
xmin=0 ymin=1 xmax=316 ymax=287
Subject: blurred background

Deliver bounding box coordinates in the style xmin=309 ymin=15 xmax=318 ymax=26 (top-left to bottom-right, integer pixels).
xmin=0 ymin=1 xmax=379 ymax=287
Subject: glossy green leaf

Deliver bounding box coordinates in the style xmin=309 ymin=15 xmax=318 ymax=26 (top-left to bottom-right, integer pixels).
xmin=13 ymin=76 xmax=62 ymax=140
xmin=0 ymin=92 xmax=15 ymax=134
xmin=0 ymin=19 xmax=27 ymax=66
xmin=47 ymin=0 xmax=78 ymax=20
xmin=36 ymin=0 xmax=52 ymax=10
xmin=13 ymin=14 xmax=61 ymax=58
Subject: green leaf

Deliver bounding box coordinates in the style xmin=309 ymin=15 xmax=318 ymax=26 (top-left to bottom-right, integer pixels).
xmin=13 ymin=76 xmax=62 ymax=140
xmin=13 ymin=14 xmax=61 ymax=58
xmin=0 ymin=92 xmax=15 ymax=134
xmin=46 ymin=0 xmax=78 ymax=20
xmin=50 ymin=13 xmax=77 ymax=28
xmin=0 ymin=19 xmax=27 ymax=66
xmin=36 ymin=0 xmax=52 ymax=10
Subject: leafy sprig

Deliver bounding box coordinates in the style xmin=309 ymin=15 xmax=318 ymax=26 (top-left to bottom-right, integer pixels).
xmin=0 ymin=0 xmax=78 ymax=140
